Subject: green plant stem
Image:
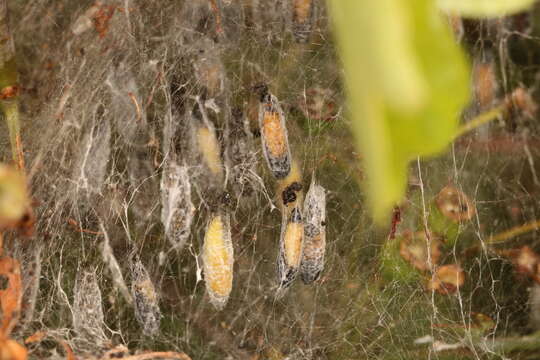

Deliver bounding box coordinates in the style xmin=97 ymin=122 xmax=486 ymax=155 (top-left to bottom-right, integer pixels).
xmin=1 ymin=100 xmax=20 ymax=164
xmin=0 ymin=0 xmax=23 ymax=169
xmin=454 ymin=104 xmax=505 ymax=139
xmin=483 ymin=331 xmax=540 ymax=354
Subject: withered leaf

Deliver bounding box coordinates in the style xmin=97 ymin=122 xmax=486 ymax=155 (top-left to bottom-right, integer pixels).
xmin=0 ymin=339 xmax=27 ymax=360
xmin=435 ymin=186 xmax=475 ymax=223
xmin=427 ymin=264 xmax=465 ymax=294
xmin=399 ymin=231 xmax=442 ymax=272
xmin=0 ymin=256 xmax=22 ymax=337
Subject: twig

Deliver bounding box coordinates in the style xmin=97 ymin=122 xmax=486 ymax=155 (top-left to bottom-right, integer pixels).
xmin=60 ymin=341 xmax=77 ymax=360
xmin=67 ymin=218 xmax=103 ymax=236
xmin=128 ymin=91 xmax=142 ymax=122
xmin=121 ymin=352 xmax=192 ymax=360
xmin=486 ymin=219 xmax=540 ymax=244
xmin=454 ymin=104 xmax=505 ymax=139
xmin=209 ymin=0 xmax=224 ymax=36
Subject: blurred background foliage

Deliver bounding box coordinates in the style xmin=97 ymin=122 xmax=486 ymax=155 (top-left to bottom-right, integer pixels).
xmin=2 ymin=0 xmax=540 ymax=359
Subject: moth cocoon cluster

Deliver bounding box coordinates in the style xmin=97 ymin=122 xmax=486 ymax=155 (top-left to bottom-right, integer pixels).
xmin=278 ymin=206 xmax=304 ymax=288
xmin=191 ymin=99 xmax=225 ymax=183
xmin=258 ymin=86 xmax=292 ymax=179
xmin=292 ymin=0 xmax=315 ymax=43
xmin=160 ymin=160 xmax=195 ymax=250
xmin=202 ymin=209 xmax=234 ymax=309
xmin=300 ymin=177 xmax=326 ymax=284
xmin=130 ymin=257 xmax=160 ymax=336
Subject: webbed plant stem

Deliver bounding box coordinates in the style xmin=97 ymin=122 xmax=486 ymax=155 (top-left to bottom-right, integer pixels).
xmin=0 ymin=0 xmax=24 ymax=170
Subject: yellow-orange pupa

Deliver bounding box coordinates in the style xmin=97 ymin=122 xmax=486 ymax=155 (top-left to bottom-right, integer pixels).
xmin=203 ymin=212 xmax=234 ymax=309
xmin=258 ymin=89 xmax=292 ymax=179
xmin=277 ymin=207 xmax=304 ymax=287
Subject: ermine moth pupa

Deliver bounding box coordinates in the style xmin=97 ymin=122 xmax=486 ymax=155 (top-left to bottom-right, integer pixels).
xmin=130 ymin=257 xmax=161 ymax=335
xmin=277 ymin=206 xmax=304 ymax=288
xmin=300 ymin=178 xmax=326 ymax=284
xmin=258 ymin=88 xmax=292 ymax=179
xmin=202 ymin=211 xmax=234 ymax=309
xmin=292 ymin=0 xmax=315 ymax=43
xmin=192 ymin=99 xmax=225 ymax=182
xmin=160 ymin=160 xmax=195 ymax=250
xmin=72 ymin=271 xmax=106 ymax=342
xmin=277 ymin=159 xmax=303 ymax=215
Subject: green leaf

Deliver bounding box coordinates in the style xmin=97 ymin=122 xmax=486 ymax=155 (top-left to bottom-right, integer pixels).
xmin=327 ymin=0 xmax=469 ymax=223
xmin=437 ymin=0 xmax=535 ymax=18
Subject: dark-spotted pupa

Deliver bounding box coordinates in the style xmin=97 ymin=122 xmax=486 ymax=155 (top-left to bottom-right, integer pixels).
xmin=277 ymin=206 xmax=304 ymax=288
xmin=202 ymin=210 xmax=233 ymax=309
xmin=277 ymin=159 xmax=303 ymax=215
xmin=292 ymin=0 xmax=315 ymax=43
xmin=300 ymin=177 xmax=326 ymax=284
xmin=258 ymin=86 xmax=292 ymax=179
xmin=130 ymin=257 xmax=161 ymax=335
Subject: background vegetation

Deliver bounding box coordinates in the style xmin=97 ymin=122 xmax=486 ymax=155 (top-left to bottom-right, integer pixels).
xmin=2 ymin=0 xmax=540 ymax=359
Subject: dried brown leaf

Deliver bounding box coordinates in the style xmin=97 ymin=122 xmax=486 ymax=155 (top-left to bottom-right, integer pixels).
xmin=60 ymin=340 xmax=77 ymax=360
xmin=0 ymin=339 xmax=27 ymax=360
xmin=0 ymin=256 xmax=22 ymax=337
xmin=24 ymin=330 xmax=46 ymax=344
xmin=435 ymin=186 xmax=475 ymax=222
xmin=427 ymin=264 xmax=465 ymax=294
xmin=501 ymin=246 xmax=540 ymax=283
xmin=399 ymin=231 xmax=441 ymax=272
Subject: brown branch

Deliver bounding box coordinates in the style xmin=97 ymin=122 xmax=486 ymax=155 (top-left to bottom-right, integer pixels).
xmin=67 ymin=218 xmax=103 ymax=236
xmin=209 ymin=0 xmax=224 ymax=36
xmin=121 ymin=352 xmax=192 ymax=360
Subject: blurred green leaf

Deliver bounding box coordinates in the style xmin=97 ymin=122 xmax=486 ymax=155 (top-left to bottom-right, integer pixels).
xmin=437 ymin=0 xmax=535 ymax=18
xmin=327 ymin=0 xmax=469 ymax=223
